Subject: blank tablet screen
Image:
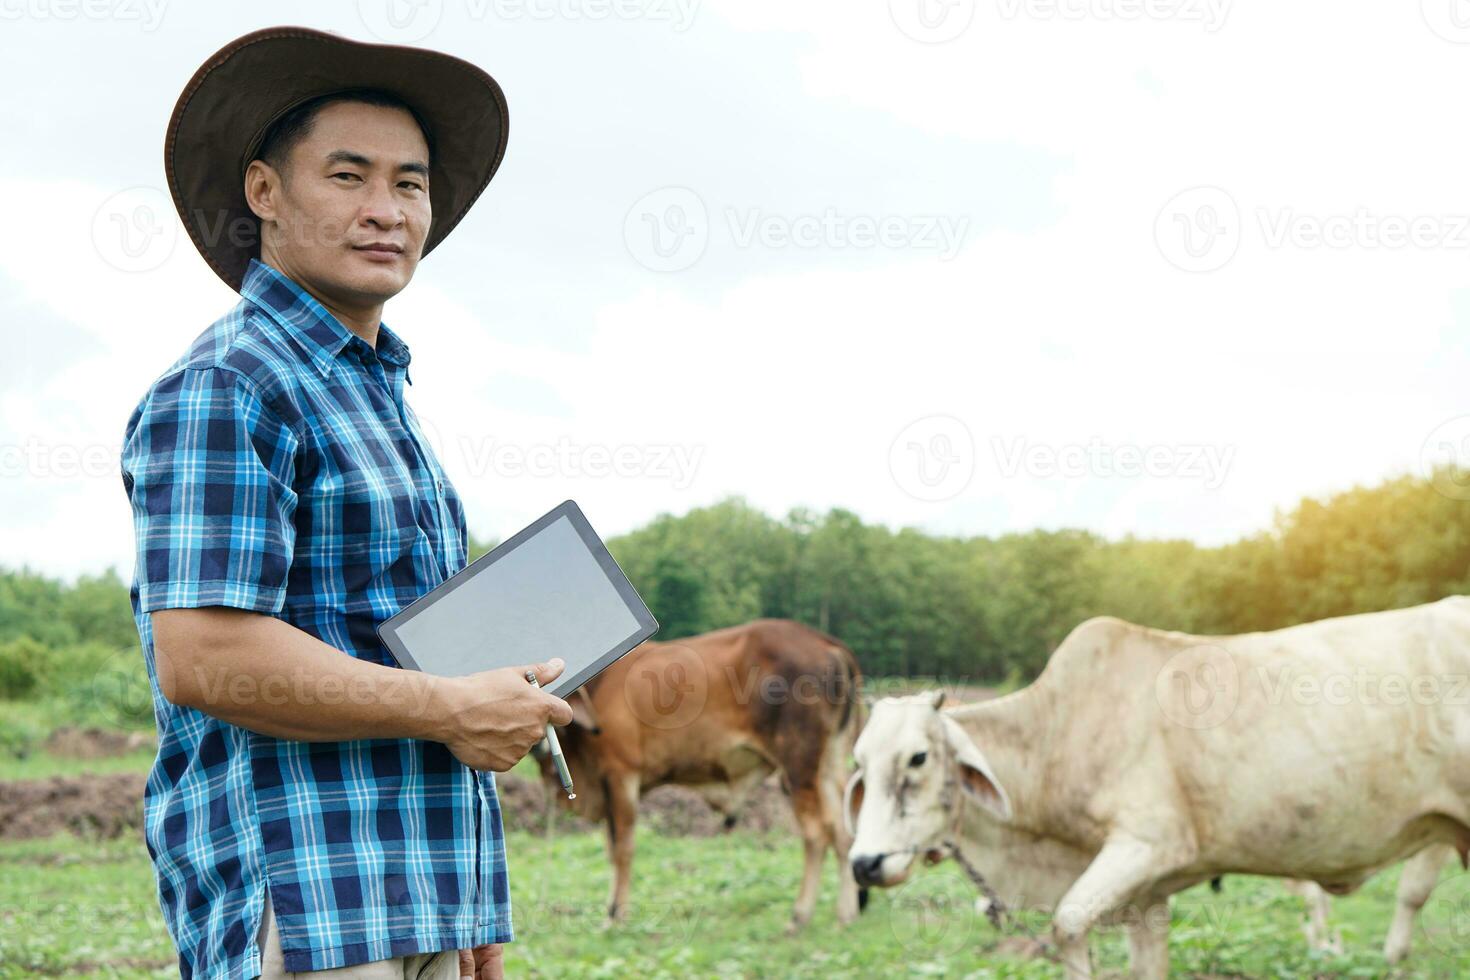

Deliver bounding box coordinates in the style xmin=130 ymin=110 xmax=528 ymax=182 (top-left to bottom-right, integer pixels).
xmin=379 ymin=502 xmax=657 ymax=697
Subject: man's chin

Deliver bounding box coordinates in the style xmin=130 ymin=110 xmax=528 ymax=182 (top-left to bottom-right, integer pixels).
xmin=338 ymin=259 xmax=412 ymax=302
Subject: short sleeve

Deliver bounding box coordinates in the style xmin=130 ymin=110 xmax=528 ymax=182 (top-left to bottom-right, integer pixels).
xmin=120 ymin=365 xmax=300 ymax=615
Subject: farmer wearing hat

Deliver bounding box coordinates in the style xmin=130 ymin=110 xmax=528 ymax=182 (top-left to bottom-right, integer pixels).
xmin=120 ymin=26 xmax=571 ymax=979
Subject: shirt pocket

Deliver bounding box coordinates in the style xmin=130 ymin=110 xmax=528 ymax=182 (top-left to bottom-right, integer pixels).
xmin=309 ymin=439 xmax=427 ymax=595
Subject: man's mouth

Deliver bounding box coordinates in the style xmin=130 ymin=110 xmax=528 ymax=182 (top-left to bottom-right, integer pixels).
xmin=354 ymin=243 xmax=404 ymax=261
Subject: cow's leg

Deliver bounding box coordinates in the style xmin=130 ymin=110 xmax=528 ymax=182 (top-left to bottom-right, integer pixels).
xmin=1124 ymin=893 xmax=1170 ymax=980
xmin=1385 ymin=843 xmax=1453 ymax=964
xmin=1053 ymin=835 xmax=1177 ymax=980
xmin=818 ymin=730 xmax=862 ymax=926
xmin=788 ymin=786 xmax=829 ymax=934
xmin=1282 ymin=879 xmax=1340 ymax=954
xmin=603 ymin=772 xmax=641 ymax=923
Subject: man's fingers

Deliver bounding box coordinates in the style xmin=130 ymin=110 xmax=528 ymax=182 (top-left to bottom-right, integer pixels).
xmin=474 ymin=943 xmax=505 ymax=980
xmin=530 ymin=657 xmax=564 ymax=686
xmin=545 ymin=694 xmax=573 ymax=727
xmin=459 ymin=947 xmax=474 ymax=979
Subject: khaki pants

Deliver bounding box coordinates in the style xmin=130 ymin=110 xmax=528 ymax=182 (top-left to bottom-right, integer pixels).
xmin=255 ymin=890 xmax=461 ymax=980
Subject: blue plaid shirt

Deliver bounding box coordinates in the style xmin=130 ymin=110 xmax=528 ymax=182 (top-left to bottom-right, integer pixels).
xmin=120 ymin=257 xmax=513 ymax=979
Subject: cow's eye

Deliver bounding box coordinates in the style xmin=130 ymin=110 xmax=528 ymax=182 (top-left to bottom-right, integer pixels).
xmin=908 ymin=751 xmax=927 ymax=768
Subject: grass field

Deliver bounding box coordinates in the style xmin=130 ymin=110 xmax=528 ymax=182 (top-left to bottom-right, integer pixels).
xmin=2 ymin=717 xmax=1467 ymax=978
xmin=6 ymin=802 xmax=1470 ymax=978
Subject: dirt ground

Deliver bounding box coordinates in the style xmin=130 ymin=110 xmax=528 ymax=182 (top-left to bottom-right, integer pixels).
xmin=0 ymin=768 xmax=802 ymax=842
xmin=2 ymin=685 xmax=998 ymax=843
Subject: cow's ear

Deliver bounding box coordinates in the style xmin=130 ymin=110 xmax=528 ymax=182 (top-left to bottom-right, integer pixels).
xmin=928 ymin=690 xmax=946 ymax=709
xmin=569 ymin=689 xmax=601 ymax=733
xmin=940 ymin=714 xmax=1013 ymax=822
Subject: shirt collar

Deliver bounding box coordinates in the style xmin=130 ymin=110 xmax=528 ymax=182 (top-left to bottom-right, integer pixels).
xmin=239 ymin=258 xmax=413 ymax=385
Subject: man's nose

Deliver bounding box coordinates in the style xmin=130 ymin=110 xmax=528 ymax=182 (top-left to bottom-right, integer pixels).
xmin=851 ymin=853 xmax=886 ymax=886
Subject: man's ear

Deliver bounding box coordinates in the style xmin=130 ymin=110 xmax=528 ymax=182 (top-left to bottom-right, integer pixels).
xmin=569 ymin=689 xmax=601 ymax=733
xmin=940 ymin=714 xmax=1013 ymax=822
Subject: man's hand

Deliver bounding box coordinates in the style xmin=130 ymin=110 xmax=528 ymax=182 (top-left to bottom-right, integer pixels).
xmin=458 ymin=943 xmax=504 ymax=979
xmin=432 ymin=658 xmax=574 ymax=772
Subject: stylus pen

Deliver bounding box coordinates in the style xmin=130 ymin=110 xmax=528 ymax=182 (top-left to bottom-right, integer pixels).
xmin=525 ymin=670 xmax=576 ymax=800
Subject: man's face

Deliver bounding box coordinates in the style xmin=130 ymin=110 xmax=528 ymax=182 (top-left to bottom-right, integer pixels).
xmin=248 ymin=100 xmax=432 ymax=306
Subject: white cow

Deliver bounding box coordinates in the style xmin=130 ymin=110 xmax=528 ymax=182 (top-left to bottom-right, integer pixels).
xmin=847 ymin=598 xmax=1470 ymax=978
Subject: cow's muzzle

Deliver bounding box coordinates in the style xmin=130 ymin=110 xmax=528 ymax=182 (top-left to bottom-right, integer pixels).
xmin=851 ymin=852 xmax=887 ymax=887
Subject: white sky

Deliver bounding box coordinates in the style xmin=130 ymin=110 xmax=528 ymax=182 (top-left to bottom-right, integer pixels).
xmin=4 ymin=0 xmax=1470 ymax=581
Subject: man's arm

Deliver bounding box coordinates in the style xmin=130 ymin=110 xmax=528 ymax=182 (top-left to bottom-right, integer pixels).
xmin=152 ymin=605 xmax=572 ymax=772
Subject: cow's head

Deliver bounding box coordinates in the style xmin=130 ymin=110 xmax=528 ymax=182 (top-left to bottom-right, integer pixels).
xmin=531 ymin=687 xmax=606 ymax=817
xmin=846 ymin=691 xmax=1012 ymax=888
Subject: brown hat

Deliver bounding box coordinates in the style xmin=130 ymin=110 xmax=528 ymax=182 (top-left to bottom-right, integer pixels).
xmin=164 ymin=25 xmax=509 ymax=292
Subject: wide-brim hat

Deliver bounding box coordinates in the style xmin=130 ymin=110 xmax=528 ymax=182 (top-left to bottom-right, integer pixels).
xmin=165 ymin=25 xmax=508 ymax=292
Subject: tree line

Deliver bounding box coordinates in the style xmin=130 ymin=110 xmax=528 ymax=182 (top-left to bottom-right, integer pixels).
xmin=4 ymin=467 xmax=1468 ymax=689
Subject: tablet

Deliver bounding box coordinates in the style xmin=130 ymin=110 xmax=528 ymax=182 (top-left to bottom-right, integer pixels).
xmin=376 ymin=500 xmax=659 ymax=697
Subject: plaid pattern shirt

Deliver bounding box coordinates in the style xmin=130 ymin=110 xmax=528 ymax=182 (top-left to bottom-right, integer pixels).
xmin=120 ymin=257 xmax=513 ymax=979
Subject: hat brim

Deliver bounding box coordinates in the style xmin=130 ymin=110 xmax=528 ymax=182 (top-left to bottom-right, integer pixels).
xmin=165 ymin=25 xmax=508 ymax=292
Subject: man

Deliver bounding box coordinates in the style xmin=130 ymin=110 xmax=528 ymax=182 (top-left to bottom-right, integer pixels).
xmin=120 ymin=27 xmax=570 ymax=979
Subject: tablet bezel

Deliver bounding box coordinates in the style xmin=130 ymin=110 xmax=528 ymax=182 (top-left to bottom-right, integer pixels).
xmin=375 ymin=499 xmax=659 ymax=697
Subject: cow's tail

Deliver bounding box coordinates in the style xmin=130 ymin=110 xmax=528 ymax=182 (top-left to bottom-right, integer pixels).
xmin=831 ymin=641 xmax=865 ymax=751
xmin=827 ymin=641 xmax=868 ymax=913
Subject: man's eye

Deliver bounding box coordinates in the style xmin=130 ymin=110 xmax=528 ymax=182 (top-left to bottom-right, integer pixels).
xmin=332 ymin=172 xmax=362 ymax=181
xmin=399 ymin=181 xmax=425 ymax=192
xmin=908 ymin=751 xmax=927 ymax=768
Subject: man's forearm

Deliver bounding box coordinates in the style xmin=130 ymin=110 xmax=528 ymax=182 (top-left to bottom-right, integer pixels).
xmin=152 ymin=607 xmax=453 ymax=743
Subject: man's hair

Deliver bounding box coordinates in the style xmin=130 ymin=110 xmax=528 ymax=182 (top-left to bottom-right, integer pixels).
xmin=254 ymin=88 xmax=437 ymax=180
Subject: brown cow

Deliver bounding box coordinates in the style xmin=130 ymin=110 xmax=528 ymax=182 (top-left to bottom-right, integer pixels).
xmin=533 ymin=618 xmax=866 ymax=932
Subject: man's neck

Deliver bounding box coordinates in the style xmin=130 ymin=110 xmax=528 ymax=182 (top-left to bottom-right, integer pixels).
xmin=260 ymin=255 xmax=383 ymax=349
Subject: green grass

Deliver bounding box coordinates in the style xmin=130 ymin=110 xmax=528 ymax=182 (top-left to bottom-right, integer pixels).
xmin=0 ymin=745 xmax=155 ymax=782
xmin=6 ymin=822 xmax=1470 ymax=978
